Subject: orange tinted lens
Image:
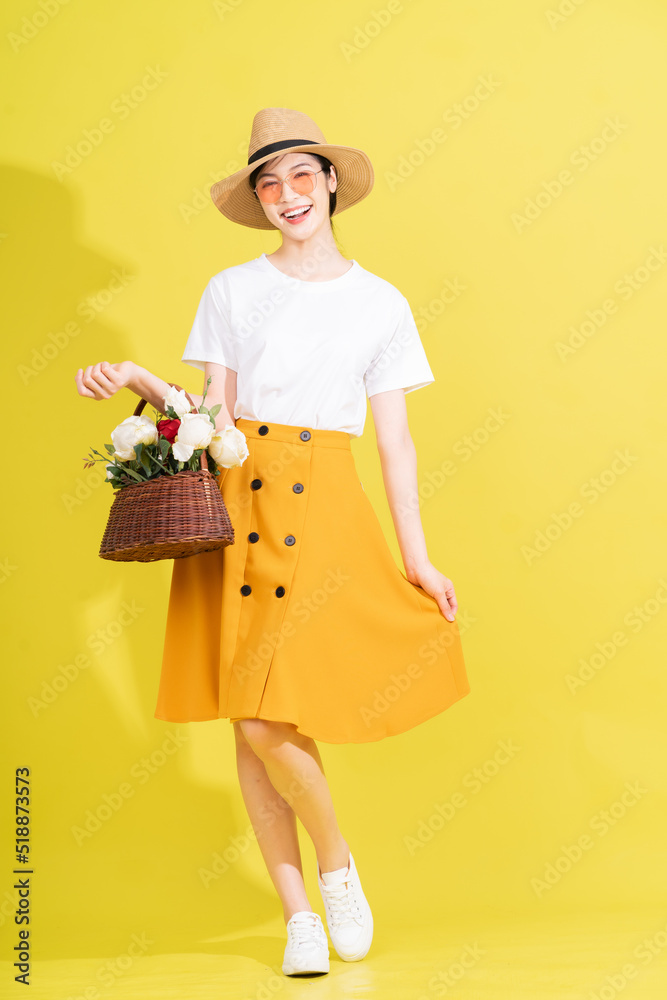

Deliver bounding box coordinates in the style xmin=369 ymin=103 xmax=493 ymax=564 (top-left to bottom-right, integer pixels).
xmin=256 ymin=178 xmax=281 ymax=203
xmin=289 ymin=170 xmax=316 ymax=194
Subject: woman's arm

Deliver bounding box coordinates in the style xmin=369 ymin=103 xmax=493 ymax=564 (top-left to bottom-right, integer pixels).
xmin=74 ymin=360 xmax=237 ymax=429
xmin=75 ymin=361 xmax=175 ymax=415
xmin=369 ymin=388 xmax=457 ymax=621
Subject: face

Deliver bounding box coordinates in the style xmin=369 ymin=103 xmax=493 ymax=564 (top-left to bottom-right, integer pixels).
xmin=253 ymin=151 xmax=336 ymax=238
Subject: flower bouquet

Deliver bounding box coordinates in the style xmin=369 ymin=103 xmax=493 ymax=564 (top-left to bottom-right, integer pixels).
xmin=85 ymin=380 xmax=248 ymax=562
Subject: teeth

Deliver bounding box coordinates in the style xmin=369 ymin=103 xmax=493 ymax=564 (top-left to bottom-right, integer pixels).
xmin=284 ymin=206 xmax=310 ymax=218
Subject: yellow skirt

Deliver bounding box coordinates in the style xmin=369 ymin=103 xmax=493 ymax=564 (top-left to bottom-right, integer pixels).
xmin=155 ymin=418 xmax=470 ymax=743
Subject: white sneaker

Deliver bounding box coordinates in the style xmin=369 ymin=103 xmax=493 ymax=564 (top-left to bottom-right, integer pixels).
xmin=317 ymin=852 xmax=373 ymax=961
xmin=282 ymin=910 xmax=330 ymax=976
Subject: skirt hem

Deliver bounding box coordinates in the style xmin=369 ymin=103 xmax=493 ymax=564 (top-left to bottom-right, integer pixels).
xmin=153 ymin=683 xmax=470 ymax=744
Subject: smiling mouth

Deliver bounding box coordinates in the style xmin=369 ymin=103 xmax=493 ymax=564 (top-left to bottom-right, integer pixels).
xmin=281 ymin=205 xmax=312 ymax=219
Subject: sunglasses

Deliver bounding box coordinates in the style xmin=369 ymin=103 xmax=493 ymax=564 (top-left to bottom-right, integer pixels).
xmin=254 ymin=168 xmax=324 ymax=205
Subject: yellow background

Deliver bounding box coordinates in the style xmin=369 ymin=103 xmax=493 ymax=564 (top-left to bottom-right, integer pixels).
xmin=2 ymin=0 xmax=667 ymax=996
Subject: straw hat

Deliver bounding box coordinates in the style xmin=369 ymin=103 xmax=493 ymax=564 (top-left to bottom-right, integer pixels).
xmin=210 ymin=107 xmax=374 ymax=231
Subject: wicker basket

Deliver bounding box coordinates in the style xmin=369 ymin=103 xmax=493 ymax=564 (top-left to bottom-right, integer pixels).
xmin=98 ymin=383 xmax=235 ymax=562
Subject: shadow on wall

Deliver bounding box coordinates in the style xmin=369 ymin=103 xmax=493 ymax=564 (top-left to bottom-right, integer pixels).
xmin=2 ymin=165 xmax=281 ymax=960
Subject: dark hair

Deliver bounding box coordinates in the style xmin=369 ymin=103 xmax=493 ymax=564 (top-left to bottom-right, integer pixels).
xmin=248 ymin=152 xmax=339 ymax=237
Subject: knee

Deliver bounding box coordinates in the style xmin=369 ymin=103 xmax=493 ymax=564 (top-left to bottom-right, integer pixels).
xmin=237 ymin=718 xmax=296 ymax=756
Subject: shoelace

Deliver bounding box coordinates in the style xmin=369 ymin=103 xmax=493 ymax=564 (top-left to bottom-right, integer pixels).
xmin=288 ymin=912 xmax=325 ymax=947
xmin=320 ymin=878 xmax=363 ymax=927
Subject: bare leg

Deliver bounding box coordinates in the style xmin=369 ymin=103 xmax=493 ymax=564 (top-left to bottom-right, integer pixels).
xmin=235 ymin=720 xmax=350 ymax=915
xmin=234 ymin=721 xmax=312 ymax=923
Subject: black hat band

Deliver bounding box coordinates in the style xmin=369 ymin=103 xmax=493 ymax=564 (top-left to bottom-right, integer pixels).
xmin=248 ymin=138 xmax=319 ymax=165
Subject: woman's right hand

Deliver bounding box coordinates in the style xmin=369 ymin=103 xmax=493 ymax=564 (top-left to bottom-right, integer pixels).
xmin=75 ymin=361 xmax=137 ymax=401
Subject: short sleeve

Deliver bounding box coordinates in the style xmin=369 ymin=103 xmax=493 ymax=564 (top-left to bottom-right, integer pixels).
xmin=181 ymin=277 xmax=238 ymax=373
xmin=363 ymin=294 xmax=435 ymax=398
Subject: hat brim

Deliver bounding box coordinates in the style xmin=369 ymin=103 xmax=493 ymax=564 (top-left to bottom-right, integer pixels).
xmin=210 ymin=144 xmax=374 ymax=231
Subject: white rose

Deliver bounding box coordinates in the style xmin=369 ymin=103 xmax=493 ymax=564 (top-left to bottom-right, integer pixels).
xmin=172 ymin=412 xmax=215 ymax=462
xmin=110 ymin=415 xmax=158 ymax=462
xmin=208 ymin=425 xmax=249 ymax=469
xmin=163 ymin=386 xmax=192 ymax=417
xmin=106 ymin=464 xmax=115 ymax=479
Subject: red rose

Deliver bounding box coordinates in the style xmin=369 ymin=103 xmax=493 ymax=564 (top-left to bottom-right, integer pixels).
xmin=157 ymin=418 xmax=181 ymax=443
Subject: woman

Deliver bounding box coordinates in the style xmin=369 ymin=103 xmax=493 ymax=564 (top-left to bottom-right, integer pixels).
xmin=75 ymin=107 xmax=470 ymax=978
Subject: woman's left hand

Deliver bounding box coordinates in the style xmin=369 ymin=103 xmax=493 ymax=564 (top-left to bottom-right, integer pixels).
xmin=406 ymin=562 xmax=458 ymax=621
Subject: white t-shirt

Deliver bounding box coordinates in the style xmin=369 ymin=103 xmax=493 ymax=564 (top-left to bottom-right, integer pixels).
xmin=181 ymin=252 xmax=435 ymax=438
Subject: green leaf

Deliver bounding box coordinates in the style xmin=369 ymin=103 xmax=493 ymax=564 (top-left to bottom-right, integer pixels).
xmin=209 ymin=403 xmax=222 ymax=418
xmin=120 ymin=466 xmax=144 ymax=482
xmin=104 ymin=443 xmax=115 ymax=456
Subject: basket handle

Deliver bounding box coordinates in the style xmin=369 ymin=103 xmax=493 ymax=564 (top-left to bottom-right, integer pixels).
xmin=132 ymin=382 xmax=208 ymax=473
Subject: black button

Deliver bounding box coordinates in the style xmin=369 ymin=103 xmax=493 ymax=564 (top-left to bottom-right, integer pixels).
xmin=258 ymin=425 xmax=269 ymax=435
xmin=240 ymin=584 xmax=252 ymax=596
xmin=300 ymin=430 xmax=311 ymax=441
xmin=284 ymin=535 xmax=296 ymax=546
xmin=250 ymin=478 xmax=262 ymax=490
xmin=292 ymin=483 xmax=304 ymax=493
xmin=248 ymin=532 xmax=259 ymax=543
xmin=275 ymin=586 xmax=285 ymax=597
